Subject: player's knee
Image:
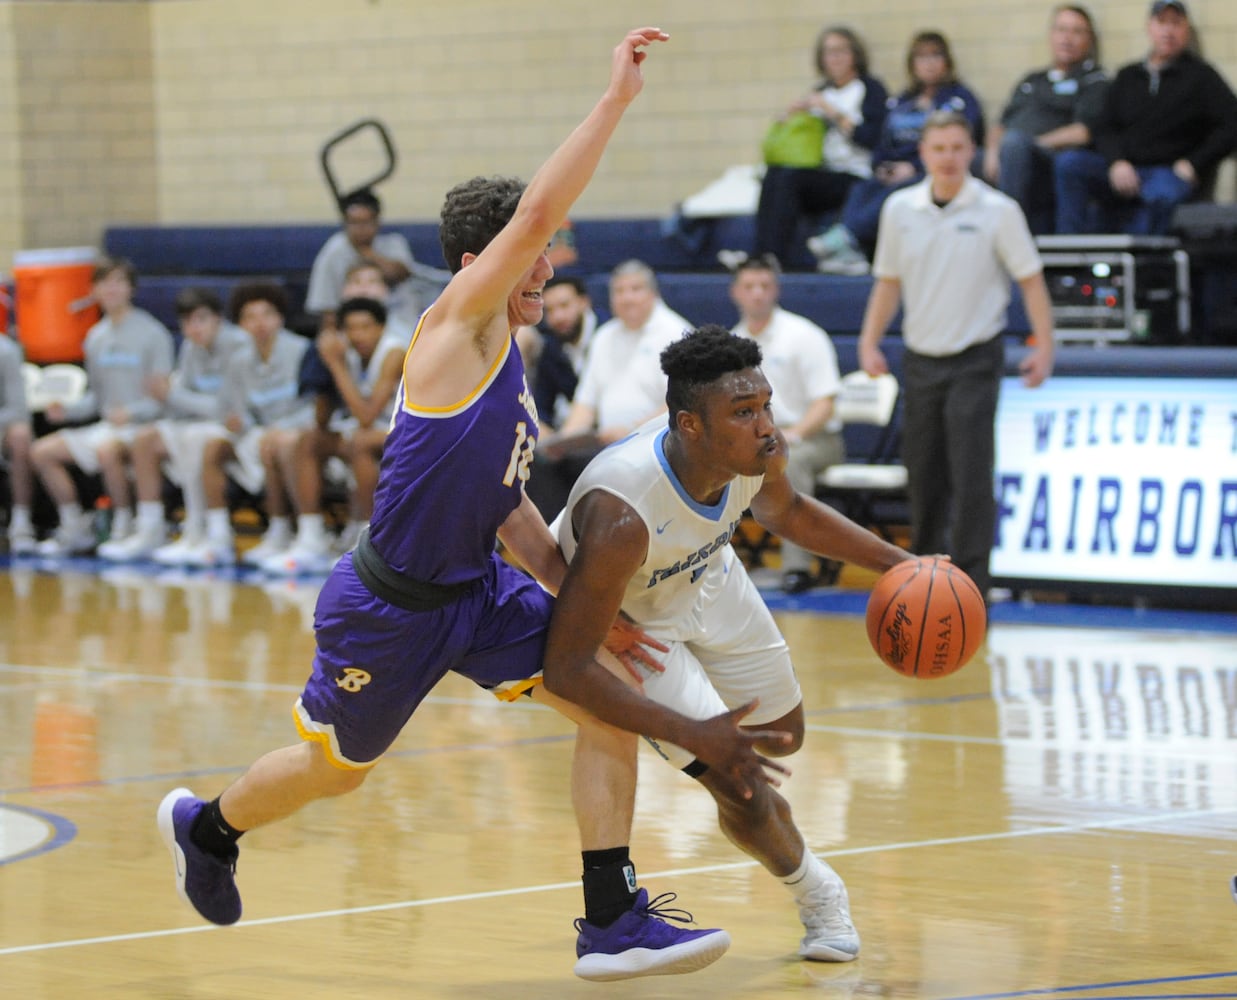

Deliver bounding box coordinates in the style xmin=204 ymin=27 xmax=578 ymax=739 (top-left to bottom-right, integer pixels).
xmin=320 ymin=761 xmax=372 ymax=796
xmin=752 ymin=704 xmax=804 ymax=756
xmin=30 ymin=436 xmax=58 ymax=466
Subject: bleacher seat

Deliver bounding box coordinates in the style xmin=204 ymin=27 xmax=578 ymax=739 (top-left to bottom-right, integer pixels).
xmin=103 ymin=216 xmax=1034 ymax=351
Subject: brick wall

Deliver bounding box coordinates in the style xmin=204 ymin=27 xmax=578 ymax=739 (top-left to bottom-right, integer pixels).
xmin=0 ymin=0 xmax=1234 ymax=268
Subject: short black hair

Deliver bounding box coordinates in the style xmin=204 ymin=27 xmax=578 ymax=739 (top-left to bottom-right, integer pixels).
xmin=340 ymin=188 xmax=382 ymax=217
xmin=733 ymin=254 xmax=781 ymax=280
xmin=228 ymin=281 xmax=288 ymax=324
xmin=438 ymin=175 xmax=525 ymax=274
xmin=661 ymin=326 xmax=763 ymax=421
xmin=545 ymin=274 xmax=588 ymax=296
xmin=174 ymin=286 xmax=223 ymax=318
xmin=337 ymin=296 xmax=388 ymax=327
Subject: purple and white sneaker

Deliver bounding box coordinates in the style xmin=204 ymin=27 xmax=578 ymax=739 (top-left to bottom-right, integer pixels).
xmin=156 ymin=787 xmax=242 ymax=925
xmin=573 ymin=888 xmax=730 ymax=981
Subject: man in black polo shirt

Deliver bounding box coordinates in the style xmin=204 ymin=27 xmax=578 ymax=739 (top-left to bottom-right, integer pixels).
xmin=983 ymin=4 xmax=1108 ymax=234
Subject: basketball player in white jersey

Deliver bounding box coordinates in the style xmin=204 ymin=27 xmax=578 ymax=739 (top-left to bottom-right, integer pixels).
xmin=545 ymin=325 xmax=913 ymax=962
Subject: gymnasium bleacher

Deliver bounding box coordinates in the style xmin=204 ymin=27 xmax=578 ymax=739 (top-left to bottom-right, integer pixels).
xmin=102 ymin=213 xmax=1033 ymax=376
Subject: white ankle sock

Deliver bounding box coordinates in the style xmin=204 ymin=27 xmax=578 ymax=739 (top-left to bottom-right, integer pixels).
xmin=137 ymin=501 xmax=164 ymax=530
xmin=111 ymin=507 xmax=133 ymax=537
xmin=782 ymin=851 xmax=830 ymax=901
xmin=205 ymin=508 xmax=233 ymax=543
xmin=296 ymin=513 xmax=326 ymax=545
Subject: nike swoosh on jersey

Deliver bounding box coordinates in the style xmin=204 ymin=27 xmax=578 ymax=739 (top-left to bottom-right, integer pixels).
xmin=656 ymin=519 xmax=673 ymax=534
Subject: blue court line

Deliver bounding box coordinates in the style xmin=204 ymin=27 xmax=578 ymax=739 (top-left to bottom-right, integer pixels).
xmin=760 ymin=587 xmax=1237 ymax=635
xmin=6 ymin=556 xmax=1234 ymax=634
xmin=0 ymin=802 xmax=76 ymax=866
xmin=939 ymin=970 xmax=1237 ymax=1000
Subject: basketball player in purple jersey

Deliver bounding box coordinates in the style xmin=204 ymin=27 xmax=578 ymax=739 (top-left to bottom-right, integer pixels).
xmin=158 ymin=28 xmax=788 ymax=982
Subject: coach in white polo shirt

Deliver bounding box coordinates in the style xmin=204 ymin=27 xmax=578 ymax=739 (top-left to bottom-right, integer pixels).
xmin=730 ymin=254 xmax=844 ymax=594
xmin=856 ymin=109 xmax=1055 ymax=596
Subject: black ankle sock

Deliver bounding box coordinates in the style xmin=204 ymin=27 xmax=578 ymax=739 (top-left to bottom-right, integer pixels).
xmin=190 ymin=797 xmax=244 ymax=858
xmin=581 ymin=847 xmax=637 ymax=927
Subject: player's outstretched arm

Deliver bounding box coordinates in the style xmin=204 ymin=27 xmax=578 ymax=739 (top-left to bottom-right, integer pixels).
xmin=750 ymin=468 xmax=910 ymax=575
xmin=446 ymin=28 xmax=668 ymax=322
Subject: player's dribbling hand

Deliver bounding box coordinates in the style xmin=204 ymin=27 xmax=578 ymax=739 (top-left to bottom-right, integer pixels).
xmin=683 ymin=699 xmax=793 ymax=801
xmin=609 ymin=27 xmax=669 ymax=104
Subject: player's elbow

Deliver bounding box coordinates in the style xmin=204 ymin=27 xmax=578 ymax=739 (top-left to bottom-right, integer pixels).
xmin=541 ymin=659 xmax=570 ymax=700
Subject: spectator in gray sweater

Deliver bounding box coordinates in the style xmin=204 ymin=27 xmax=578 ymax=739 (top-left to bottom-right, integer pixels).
xmin=31 ymin=257 xmax=174 ymax=556
xmin=97 ymin=286 xmax=251 ymax=563
xmin=0 ymin=332 xmax=35 ymax=554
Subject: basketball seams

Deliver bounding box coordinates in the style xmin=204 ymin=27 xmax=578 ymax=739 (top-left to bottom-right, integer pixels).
xmin=868 ymin=559 xmax=921 ymax=671
xmin=909 ymin=560 xmax=939 ymax=677
xmin=942 ymin=570 xmax=966 ymax=674
xmin=866 ymin=555 xmax=986 ymax=680
xmin=944 ymin=563 xmax=987 ymax=666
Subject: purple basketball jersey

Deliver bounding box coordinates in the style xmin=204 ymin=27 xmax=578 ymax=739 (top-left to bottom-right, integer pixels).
xmin=369 ymin=329 xmax=539 ymax=586
xmin=296 ymin=325 xmax=552 ymax=767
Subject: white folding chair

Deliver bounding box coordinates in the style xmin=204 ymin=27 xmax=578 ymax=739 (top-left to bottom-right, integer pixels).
xmin=815 ymin=370 xmax=908 ymax=542
xmin=25 ymin=362 xmax=88 ymax=412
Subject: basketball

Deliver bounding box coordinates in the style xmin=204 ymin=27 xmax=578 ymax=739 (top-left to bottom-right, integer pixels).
xmin=865 ymin=557 xmax=987 ymax=678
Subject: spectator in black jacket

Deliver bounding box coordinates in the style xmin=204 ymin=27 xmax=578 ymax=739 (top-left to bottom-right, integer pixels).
xmin=1053 ymin=0 xmax=1237 ymax=235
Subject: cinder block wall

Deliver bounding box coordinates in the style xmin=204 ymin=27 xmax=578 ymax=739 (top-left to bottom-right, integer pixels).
xmin=0 ymin=0 xmax=1234 ymax=269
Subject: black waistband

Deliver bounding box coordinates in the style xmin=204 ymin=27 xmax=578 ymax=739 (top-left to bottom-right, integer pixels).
xmin=352 ymin=528 xmax=472 ymax=612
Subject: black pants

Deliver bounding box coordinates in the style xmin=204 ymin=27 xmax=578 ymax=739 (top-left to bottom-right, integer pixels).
xmin=755 ymin=166 xmax=858 ymax=264
xmin=901 ymin=336 xmax=1004 ymax=594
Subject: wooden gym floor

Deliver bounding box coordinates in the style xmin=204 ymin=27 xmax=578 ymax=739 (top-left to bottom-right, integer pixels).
xmin=0 ymin=557 xmax=1234 ymax=999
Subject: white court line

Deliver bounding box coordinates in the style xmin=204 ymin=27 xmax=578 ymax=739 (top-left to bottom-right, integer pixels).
xmin=1 ymin=805 xmax=1233 ymax=958
xmin=807 ymin=723 xmax=1237 ymax=762
xmin=807 ymin=723 xmax=1002 ymax=746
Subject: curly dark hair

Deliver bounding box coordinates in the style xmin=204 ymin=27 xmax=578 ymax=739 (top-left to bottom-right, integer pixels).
xmin=337 ymin=296 xmax=388 ymax=327
xmin=227 ymin=281 xmax=288 ymax=324
xmin=438 ymin=175 xmax=526 ymax=273
xmin=661 ymin=326 xmax=763 ymax=421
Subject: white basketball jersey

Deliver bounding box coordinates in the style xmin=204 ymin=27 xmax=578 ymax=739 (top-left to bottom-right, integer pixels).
xmin=559 ymin=420 xmax=763 ymax=634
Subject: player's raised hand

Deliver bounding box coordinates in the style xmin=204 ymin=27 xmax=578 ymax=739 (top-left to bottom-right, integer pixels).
xmin=608 ymin=27 xmax=669 ymax=105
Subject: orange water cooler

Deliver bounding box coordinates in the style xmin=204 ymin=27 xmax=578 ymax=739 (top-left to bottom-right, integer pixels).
xmin=13 ymin=247 xmax=100 ymax=363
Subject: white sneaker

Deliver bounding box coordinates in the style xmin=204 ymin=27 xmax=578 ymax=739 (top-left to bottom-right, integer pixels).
xmin=816 ymin=245 xmax=870 ymax=276
xmin=36 ymin=516 xmax=97 ymax=556
xmin=180 ymin=538 xmax=237 ymax=568
xmin=716 ymin=248 xmax=749 ymax=272
xmin=152 ymin=532 xmax=203 ymax=566
xmin=333 ymin=522 xmax=365 ymax=556
xmin=98 ymin=523 xmax=167 ymax=562
xmin=798 ymin=864 xmax=860 ymax=962
xmin=241 ymin=530 xmax=292 ymax=566
xmin=261 ymin=538 xmax=336 ymax=576
xmin=806 ymin=223 xmax=853 ymax=261
xmin=7 ymin=524 xmax=37 ymax=556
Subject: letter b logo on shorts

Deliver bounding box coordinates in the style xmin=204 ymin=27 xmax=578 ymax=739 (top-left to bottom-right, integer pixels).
xmin=335 ymin=668 xmax=372 ymax=693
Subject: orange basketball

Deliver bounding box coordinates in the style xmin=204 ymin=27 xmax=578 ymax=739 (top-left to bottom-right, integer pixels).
xmin=865 ymin=557 xmax=987 ymax=679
